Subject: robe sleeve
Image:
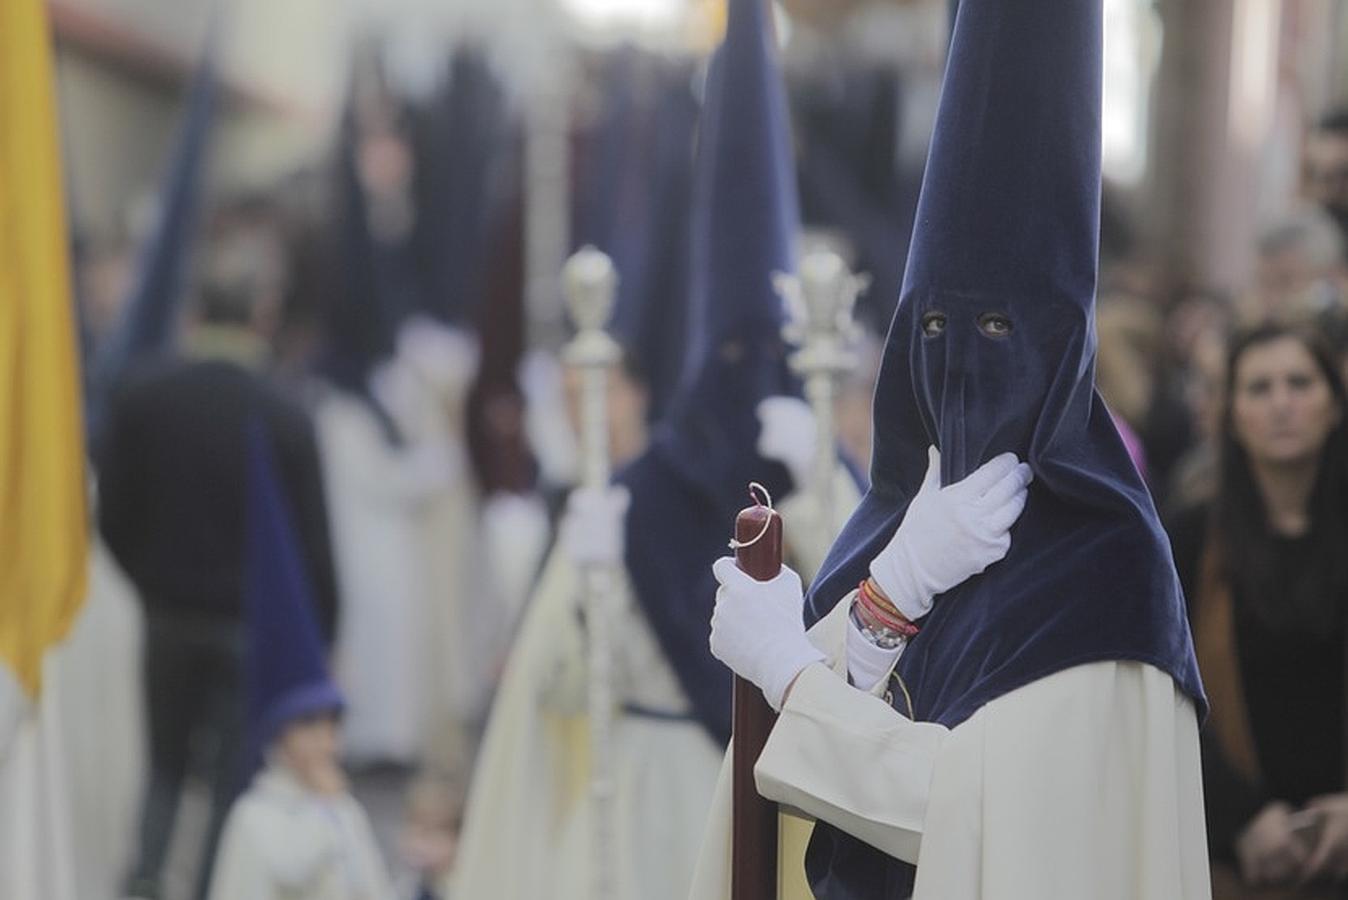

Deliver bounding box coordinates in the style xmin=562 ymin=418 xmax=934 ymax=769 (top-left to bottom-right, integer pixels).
xmin=753 ymin=662 xmax=948 ymax=864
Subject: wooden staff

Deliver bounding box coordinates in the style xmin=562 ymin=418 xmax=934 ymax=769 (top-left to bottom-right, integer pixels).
xmin=730 ymin=484 xmax=784 ymax=900
xmin=728 ymin=249 xmax=863 ymax=899
xmin=562 ymin=246 xmax=621 ymax=900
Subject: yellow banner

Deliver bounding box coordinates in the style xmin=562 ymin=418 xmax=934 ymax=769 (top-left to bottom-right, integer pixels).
xmin=0 ymin=0 xmax=89 ymax=698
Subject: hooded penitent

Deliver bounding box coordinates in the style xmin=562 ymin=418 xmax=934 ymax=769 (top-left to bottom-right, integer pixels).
xmin=86 ymin=33 xmax=218 ymax=447
xmin=611 ymin=68 xmax=699 ymax=423
xmin=616 ymin=0 xmax=802 ymax=744
xmin=318 ymin=103 xmax=405 ymax=445
xmin=571 ymin=48 xmax=649 ymax=279
xmin=573 ymin=52 xmax=699 ymax=422
xmin=803 ymin=0 xmax=1205 ymax=893
xmin=794 ymin=64 xmax=923 ymax=334
xmin=244 ymin=421 xmax=344 ymax=756
xmin=409 ymin=45 xmax=506 ymax=327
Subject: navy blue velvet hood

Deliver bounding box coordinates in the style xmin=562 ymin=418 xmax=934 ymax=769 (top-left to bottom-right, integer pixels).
xmin=609 ymin=69 xmax=698 ymax=424
xmin=573 ymin=54 xmax=698 ymax=421
xmin=410 ymin=46 xmax=506 ymax=327
xmin=803 ymin=1 xmax=1204 ymax=893
xmin=244 ymin=422 xmax=344 ymax=760
xmin=617 ymin=0 xmax=801 ymax=744
xmin=318 ymin=105 xmax=405 ymax=445
xmin=86 ymin=37 xmax=218 ymax=449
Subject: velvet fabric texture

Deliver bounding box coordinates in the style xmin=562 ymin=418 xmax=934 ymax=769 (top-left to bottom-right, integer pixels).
xmin=573 ymin=54 xmax=699 ymax=422
xmin=319 ymin=106 xmax=406 ymax=446
xmin=617 ymin=0 xmax=801 ymax=745
xmin=802 ymin=0 xmax=1205 ymax=894
xmin=244 ymin=422 xmax=345 ymax=755
xmin=410 ymin=45 xmax=507 ymax=328
xmin=86 ymin=40 xmax=218 ymax=449
xmin=610 ymin=72 xmax=698 ymax=424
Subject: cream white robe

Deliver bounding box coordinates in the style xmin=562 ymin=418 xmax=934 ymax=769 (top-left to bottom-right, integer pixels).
xmin=0 ymin=537 xmax=146 ymax=900
xmin=55 ymin=541 xmax=145 ymax=900
xmin=208 ymin=766 xmax=392 ymax=900
xmin=379 ymin=352 xmax=495 ymax=754
xmin=690 ymin=597 xmax=1212 ymax=899
xmin=451 ymin=546 xmax=725 ymax=900
xmin=0 ymin=647 xmax=79 ymax=900
xmin=315 ymin=388 xmax=441 ymax=764
xmin=453 ymin=472 xmax=859 ymax=900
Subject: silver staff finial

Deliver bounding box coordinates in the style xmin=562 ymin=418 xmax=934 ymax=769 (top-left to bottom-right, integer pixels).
xmin=776 ymin=246 xmax=868 ymax=537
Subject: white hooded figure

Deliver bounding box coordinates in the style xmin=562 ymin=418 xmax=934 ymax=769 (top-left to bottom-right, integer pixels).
xmin=314 ymin=355 xmax=443 ymax=766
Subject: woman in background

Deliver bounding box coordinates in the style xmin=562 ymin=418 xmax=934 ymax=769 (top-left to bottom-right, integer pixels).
xmin=1170 ymin=323 xmax=1348 ymax=897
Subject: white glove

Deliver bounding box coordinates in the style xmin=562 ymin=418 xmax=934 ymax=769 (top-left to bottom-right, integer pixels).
xmin=755 ymin=396 xmax=818 ymax=490
xmin=561 ymin=486 xmax=630 ymax=566
xmin=396 ymin=315 xmax=481 ymax=394
xmin=870 ymin=446 xmax=1033 ymax=621
xmin=710 ymin=557 xmax=825 ymax=711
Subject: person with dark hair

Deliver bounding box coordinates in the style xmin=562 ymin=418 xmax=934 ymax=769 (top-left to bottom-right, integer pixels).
xmin=1169 ymin=323 xmax=1348 ymax=897
xmin=1305 ymin=109 xmax=1348 ymax=244
xmin=99 ymin=227 xmax=339 ymax=900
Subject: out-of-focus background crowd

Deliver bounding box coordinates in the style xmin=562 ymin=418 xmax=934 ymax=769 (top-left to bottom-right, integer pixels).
xmin=7 ymin=0 xmax=1348 ymax=898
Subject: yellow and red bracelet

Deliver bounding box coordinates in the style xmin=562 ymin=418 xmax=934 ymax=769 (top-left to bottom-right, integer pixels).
xmin=857 ymin=578 xmax=920 ymax=639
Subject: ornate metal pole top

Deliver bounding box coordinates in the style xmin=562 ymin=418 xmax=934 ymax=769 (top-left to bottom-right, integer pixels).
xmin=777 ymin=247 xmax=868 ymax=375
xmin=563 ymin=245 xmax=620 ymax=334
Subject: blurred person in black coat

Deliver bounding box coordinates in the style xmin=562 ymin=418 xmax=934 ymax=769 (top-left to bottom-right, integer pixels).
xmin=99 ymin=225 xmax=338 ymax=900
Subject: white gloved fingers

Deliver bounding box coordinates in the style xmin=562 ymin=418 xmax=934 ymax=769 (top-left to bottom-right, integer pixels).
xmin=708 ymin=585 xmax=736 ymax=653
xmin=708 ymin=568 xmax=822 ymax=711
xmin=984 ymin=493 xmax=1029 ymax=534
xmin=977 ymin=462 xmax=1034 ymax=509
xmin=871 ymin=450 xmax=1029 ymax=615
xmin=561 ymin=485 xmax=630 ymax=566
xmin=954 ymin=452 xmax=1022 ymax=497
xmin=712 ymin=555 xmax=748 ymax=589
xmin=961 ymin=533 xmax=1010 ymax=578
xmin=919 ymin=445 xmax=942 ymax=492
xmin=712 ymin=556 xmax=803 ymax=600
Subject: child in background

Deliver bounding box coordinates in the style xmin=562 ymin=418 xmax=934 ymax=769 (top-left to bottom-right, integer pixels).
xmin=399 ymin=771 xmax=464 ymax=900
xmin=208 ymin=425 xmax=392 ymax=900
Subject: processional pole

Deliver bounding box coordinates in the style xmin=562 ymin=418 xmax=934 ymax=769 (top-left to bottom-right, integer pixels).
xmin=778 ymin=248 xmax=867 ymax=547
xmin=561 ymin=246 xmax=621 ymax=900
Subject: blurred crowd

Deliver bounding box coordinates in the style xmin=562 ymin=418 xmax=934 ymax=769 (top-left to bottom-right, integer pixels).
xmin=48 ymin=10 xmax=1348 ymax=900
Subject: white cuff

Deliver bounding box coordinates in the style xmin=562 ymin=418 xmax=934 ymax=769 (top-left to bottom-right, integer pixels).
xmin=763 ymin=639 xmax=827 ymax=712
xmin=845 ymin=604 xmax=906 ymax=693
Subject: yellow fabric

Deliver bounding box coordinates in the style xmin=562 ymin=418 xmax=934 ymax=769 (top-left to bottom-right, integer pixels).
xmin=778 ymin=812 xmax=815 ymax=898
xmin=0 ymin=0 xmax=89 ymax=699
